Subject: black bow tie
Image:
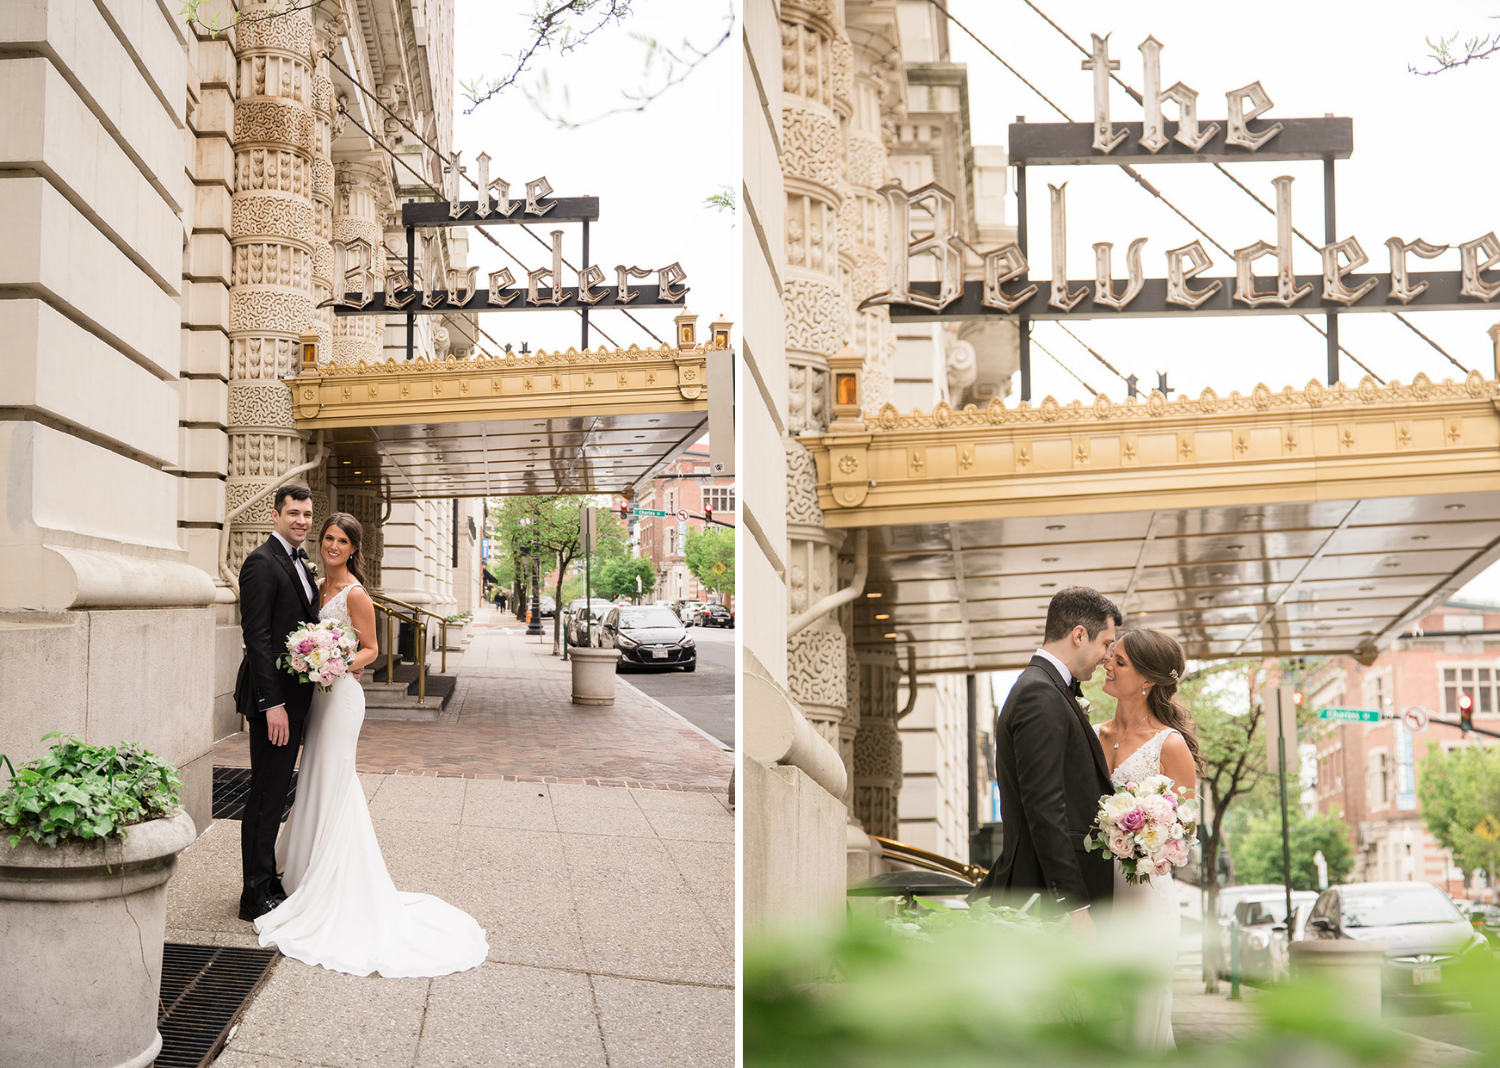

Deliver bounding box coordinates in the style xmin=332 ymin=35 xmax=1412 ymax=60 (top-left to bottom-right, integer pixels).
xmin=292 ymin=546 xmax=309 ymax=562
xmin=1069 ymin=679 xmax=1083 ymax=698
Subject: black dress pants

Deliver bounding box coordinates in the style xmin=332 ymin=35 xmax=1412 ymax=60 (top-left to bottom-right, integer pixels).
xmin=240 ymin=712 xmax=306 ymax=902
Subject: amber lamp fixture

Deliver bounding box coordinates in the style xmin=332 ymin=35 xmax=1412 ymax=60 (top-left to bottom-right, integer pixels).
xmin=299 ymin=331 xmax=320 ymax=373
xmin=710 ymin=314 xmax=732 ymax=349
xmin=827 ymin=344 xmax=866 ymax=432
xmin=674 ymin=308 xmax=698 ymax=350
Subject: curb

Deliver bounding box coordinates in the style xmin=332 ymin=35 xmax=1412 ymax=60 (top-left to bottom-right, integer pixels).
xmin=617 ymin=678 xmax=734 ymax=754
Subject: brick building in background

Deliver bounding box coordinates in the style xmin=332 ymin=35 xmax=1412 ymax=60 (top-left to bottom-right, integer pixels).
xmin=631 ymin=446 xmax=736 ymax=608
xmin=1315 ymin=599 xmax=1500 ymax=900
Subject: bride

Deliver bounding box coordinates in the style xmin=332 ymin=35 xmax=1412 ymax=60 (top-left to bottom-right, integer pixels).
xmin=1095 ymin=627 xmax=1200 ymax=1051
xmin=255 ymin=512 xmax=489 ymax=977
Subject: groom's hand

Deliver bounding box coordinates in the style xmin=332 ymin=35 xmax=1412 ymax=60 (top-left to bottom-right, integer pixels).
xmin=1068 ymin=907 xmax=1096 ymax=938
xmin=266 ymin=706 xmax=290 ymax=746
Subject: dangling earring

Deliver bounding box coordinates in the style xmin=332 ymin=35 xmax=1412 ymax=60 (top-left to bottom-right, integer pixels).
xmin=1142 ymin=685 xmax=1148 ymax=696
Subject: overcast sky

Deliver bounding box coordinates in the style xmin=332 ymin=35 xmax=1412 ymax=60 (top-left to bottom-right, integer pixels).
xmin=950 ymin=0 xmax=1500 ymax=606
xmin=451 ymin=1 xmax=738 ymax=358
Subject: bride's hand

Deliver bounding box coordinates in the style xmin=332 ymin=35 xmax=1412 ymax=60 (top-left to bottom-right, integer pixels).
xmin=1068 ymin=907 xmax=1096 ymax=938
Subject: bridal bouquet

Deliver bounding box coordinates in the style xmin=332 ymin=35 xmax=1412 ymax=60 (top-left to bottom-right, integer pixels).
xmin=279 ymin=620 xmax=359 ymax=691
xmin=1084 ymin=775 xmax=1198 ymax=885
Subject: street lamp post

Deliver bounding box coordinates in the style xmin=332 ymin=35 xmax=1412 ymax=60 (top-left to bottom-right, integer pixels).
xmin=525 ymin=510 xmax=543 ymax=637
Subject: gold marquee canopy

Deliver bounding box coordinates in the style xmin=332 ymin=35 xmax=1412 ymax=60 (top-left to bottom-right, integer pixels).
xmin=284 ymin=342 xmax=714 ymax=500
xmin=804 ymin=369 xmax=1500 ymax=674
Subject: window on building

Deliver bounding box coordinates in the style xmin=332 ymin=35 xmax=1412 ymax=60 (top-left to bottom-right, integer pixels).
xmin=703 ymin=486 xmax=736 ymax=514
xmin=1364 ymin=672 xmax=1389 ymax=716
xmin=1443 ymin=665 xmax=1497 ymax=717
xmin=666 ymin=528 xmax=676 ymax=556
xmin=1368 ymin=750 xmax=1391 ymax=809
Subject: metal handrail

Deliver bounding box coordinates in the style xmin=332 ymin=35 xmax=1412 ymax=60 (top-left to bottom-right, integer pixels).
xmin=368 ymin=592 xmax=450 ymax=698
xmin=869 ymin=835 xmax=987 ymax=883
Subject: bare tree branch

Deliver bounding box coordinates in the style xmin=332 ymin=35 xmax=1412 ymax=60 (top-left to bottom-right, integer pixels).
xmin=459 ymin=0 xmax=633 ymax=115
xmin=1410 ymin=23 xmax=1500 ymax=75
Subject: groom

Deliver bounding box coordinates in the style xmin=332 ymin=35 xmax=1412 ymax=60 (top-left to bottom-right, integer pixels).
xmin=969 ymin=586 xmax=1121 ymax=931
xmin=233 ymin=485 xmax=319 ymax=921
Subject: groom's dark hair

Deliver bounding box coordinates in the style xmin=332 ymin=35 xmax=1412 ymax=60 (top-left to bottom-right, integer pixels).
xmin=273 ymin=484 xmax=313 ymax=512
xmin=1044 ymin=586 xmax=1122 ymax=643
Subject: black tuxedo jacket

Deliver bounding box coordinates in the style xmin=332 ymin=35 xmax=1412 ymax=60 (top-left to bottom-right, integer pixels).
xmin=970 ymin=655 xmax=1116 ymax=914
xmin=234 ymin=536 xmax=319 ymax=723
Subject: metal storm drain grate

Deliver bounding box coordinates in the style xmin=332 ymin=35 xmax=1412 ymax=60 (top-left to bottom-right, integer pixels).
xmin=212 ymin=766 xmax=297 ymax=821
xmin=156 ymin=943 xmax=279 ymax=1068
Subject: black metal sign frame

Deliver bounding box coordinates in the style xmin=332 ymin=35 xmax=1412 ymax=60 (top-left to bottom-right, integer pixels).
xmin=335 ymin=286 xmax=686 ymax=316
xmin=1008 ymin=117 xmax=1353 ymax=166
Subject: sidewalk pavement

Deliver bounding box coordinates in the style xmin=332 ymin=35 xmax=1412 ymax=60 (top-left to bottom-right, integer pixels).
xmin=168 ymin=612 xmax=735 ymax=1067
xmin=1173 ymin=975 xmax=1477 ymax=1065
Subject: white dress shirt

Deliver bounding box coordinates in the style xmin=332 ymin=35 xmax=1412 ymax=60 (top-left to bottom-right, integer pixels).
xmin=271 ymin=530 xmax=316 ymax=606
xmin=1034 ymin=647 xmax=1073 ymax=687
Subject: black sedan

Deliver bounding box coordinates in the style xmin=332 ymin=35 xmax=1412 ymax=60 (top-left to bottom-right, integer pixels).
xmin=701 ymin=604 xmax=734 ymax=628
xmin=599 ymin=606 xmax=697 ymax=672
xmin=1304 ymin=882 xmax=1488 ymax=999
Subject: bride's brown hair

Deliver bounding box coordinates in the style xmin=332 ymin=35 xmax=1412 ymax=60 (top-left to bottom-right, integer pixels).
xmin=318 ymin=512 xmax=367 ymax=587
xmin=1119 ymin=627 xmax=1202 ymax=771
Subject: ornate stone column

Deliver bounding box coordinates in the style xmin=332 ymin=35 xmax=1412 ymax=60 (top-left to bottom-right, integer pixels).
xmin=780 ymin=1 xmax=845 ymax=434
xmin=854 ymin=642 xmax=903 ymax=843
xmin=844 ymin=9 xmax=904 ymax=409
xmin=331 ymin=159 xmax=388 ymax=365
xmin=226 ymin=6 xmax=317 ymax=571
xmin=785 ymin=440 xmax=847 ymax=755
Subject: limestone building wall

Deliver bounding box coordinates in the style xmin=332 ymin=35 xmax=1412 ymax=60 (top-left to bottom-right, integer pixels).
xmin=0 ymin=0 xmax=478 ymax=835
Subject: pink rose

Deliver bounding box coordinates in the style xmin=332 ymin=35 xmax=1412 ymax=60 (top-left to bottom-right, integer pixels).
xmin=1154 ymin=859 xmax=1173 ymax=878
xmin=1140 ymin=794 xmax=1175 ymax=825
xmin=1164 ymin=838 xmax=1189 ymax=866
xmin=1108 ymin=833 xmax=1133 ymax=858
xmin=296 ymin=638 xmax=314 ymax=654
xmin=1118 ymin=808 xmax=1146 ymax=834
xmin=326 ymin=659 xmax=347 ymax=677
xmin=315 ymin=630 xmax=336 ymax=648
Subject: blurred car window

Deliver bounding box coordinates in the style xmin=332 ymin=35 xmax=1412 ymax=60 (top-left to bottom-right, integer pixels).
xmin=1341 ymin=886 xmax=1466 ymax=927
xmin=619 ymin=608 xmax=683 ymax=630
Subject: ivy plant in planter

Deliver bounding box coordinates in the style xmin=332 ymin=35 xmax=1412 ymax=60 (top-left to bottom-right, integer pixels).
xmin=0 ymin=732 xmax=182 ymax=848
xmin=0 ymin=734 xmax=194 ymax=1068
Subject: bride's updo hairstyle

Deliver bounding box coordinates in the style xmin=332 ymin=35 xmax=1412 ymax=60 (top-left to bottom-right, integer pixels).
xmin=1119 ymin=627 xmax=1202 ymax=771
xmin=319 ymin=512 xmax=367 ymax=587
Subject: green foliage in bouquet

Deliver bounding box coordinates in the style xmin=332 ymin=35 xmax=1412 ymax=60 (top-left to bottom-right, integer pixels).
xmin=0 ymin=734 xmax=182 ymax=848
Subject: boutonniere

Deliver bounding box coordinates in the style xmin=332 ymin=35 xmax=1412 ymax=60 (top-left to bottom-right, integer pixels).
xmin=1076 ymin=698 xmax=1091 ymax=715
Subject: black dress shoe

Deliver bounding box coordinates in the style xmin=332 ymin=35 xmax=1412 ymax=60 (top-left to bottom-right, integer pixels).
xmin=239 ymin=895 xmax=282 ymax=922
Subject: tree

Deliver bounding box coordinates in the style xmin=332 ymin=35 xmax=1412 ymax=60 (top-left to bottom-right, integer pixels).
xmin=492 ymin=495 xmax=599 ymax=654
xmin=1227 ymin=808 xmax=1356 ymax=890
xmin=1416 ymin=741 xmax=1500 ymax=888
xmin=684 ymin=526 xmax=734 ymax=599
xmin=595 ymin=558 xmax=656 ymax=601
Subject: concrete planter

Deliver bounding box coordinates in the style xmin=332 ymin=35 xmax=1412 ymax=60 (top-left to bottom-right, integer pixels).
xmin=1289 ymin=938 xmax=1388 ymax=1019
xmin=571 ymin=647 xmax=621 ymax=705
xmin=0 ymin=809 xmax=197 ymax=1068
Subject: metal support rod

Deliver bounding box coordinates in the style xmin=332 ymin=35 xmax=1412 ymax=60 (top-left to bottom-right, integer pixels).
xmin=405 ymin=224 xmax=415 ymax=363
xmin=966 ymin=674 xmax=979 ymax=838
xmin=385 ymin=610 xmax=394 ymax=685
xmin=1016 ymin=159 xmax=1031 ymax=402
xmin=440 ymin=621 xmax=447 ymax=675
xmin=417 ymin=622 xmax=427 ymax=705
xmin=581 ymin=219 xmax=591 ymax=350
xmin=1323 ymin=156 xmax=1338 ymax=384
xmin=1278 ymin=728 xmax=1294 ymax=933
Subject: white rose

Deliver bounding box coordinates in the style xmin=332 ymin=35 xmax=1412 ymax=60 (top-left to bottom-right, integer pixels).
xmin=1103 ymin=793 xmax=1136 ymax=821
xmin=1176 ymin=802 xmax=1198 ymax=825
xmin=1137 ymin=825 xmax=1168 ymax=853
xmin=1140 ymin=774 xmax=1173 ymax=795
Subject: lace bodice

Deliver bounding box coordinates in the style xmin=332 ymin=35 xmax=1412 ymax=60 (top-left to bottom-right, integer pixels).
xmin=1095 ymin=726 xmax=1175 ymax=788
xmin=318 ymin=582 xmax=360 ymax=627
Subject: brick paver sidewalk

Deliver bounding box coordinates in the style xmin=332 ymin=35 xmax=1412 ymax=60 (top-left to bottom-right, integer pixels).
xmin=212 ymin=612 xmax=733 ymax=791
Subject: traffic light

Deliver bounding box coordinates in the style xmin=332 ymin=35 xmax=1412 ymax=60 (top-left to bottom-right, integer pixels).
xmin=1292 ymin=691 xmax=1304 ymax=707
xmin=1460 ymin=693 xmax=1474 ymax=732
xmin=704 ymin=503 xmax=713 ymax=524
xmin=619 ymin=501 xmax=629 ymax=522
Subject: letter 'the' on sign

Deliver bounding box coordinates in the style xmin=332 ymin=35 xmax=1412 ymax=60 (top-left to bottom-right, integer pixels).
xmin=1082 ymin=33 xmax=1127 ymax=154
xmin=1138 ymin=37 xmax=1219 ymax=153
xmin=1225 ymin=81 xmax=1283 ymax=151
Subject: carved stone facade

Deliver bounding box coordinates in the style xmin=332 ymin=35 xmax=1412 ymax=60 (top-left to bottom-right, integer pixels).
xmin=226 ymin=6 xmax=318 ymax=571
xmin=854 ymin=643 xmax=903 ymax=841
xmin=331 ymin=160 xmax=388 ymax=365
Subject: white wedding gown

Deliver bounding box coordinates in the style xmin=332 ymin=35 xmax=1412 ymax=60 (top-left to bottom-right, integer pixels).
xmin=1096 ymin=725 xmax=1181 ymax=1051
xmin=255 ymin=582 xmax=489 ymax=977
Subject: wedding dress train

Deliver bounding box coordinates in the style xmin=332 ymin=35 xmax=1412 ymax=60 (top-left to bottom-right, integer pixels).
xmin=1096 ymin=725 xmax=1181 ymax=1051
xmin=255 ymin=582 xmax=489 ymax=977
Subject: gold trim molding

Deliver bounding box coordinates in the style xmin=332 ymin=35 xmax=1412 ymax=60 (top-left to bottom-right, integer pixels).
xmin=284 ymin=343 xmax=714 ymax=427
xmin=806 ymin=372 xmax=1500 ymax=525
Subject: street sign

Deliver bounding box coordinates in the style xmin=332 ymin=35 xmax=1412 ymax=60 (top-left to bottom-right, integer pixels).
xmin=1319 ymin=707 xmax=1381 ymax=723
xmin=676 ymin=509 xmax=689 ymax=522
xmin=1474 ymin=814 xmax=1500 ymax=842
xmin=1402 ymin=707 xmax=1431 ymax=732
xmin=710 ymin=561 xmax=727 ymax=575
xmin=633 ymin=509 xmax=669 ymax=518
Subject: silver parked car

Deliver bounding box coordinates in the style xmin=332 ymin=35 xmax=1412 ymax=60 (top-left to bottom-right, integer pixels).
xmin=1305 ymin=882 xmax=1488 ymax=999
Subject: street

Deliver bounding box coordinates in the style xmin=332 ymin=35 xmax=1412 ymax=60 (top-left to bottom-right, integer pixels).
xmin=620 ymin=625 xmax=736 ymax=748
